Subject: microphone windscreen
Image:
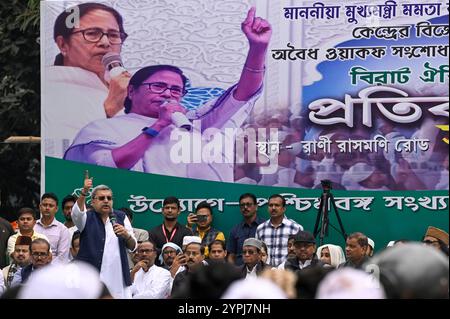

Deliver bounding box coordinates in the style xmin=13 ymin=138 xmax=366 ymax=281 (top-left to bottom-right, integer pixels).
xmin=101 ymin=52 xmax=122 ymax=68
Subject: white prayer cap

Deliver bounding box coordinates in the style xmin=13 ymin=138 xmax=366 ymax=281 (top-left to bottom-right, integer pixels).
xmin=221 ymin=277 xmax=287 ymax=299
xmin=18 ymin=261 xmax=103 ymax=299
xmin=367 ymin=238 xmax=375 ymax=250
xmin=162 ymin=242 xmax=182 ymax=253
xmin=316 ymin=268 xmax=385 ymax=299
xmin=159 ymin=242 xmax=182 ymax=264
xmin=341 ymin=162 xmax=375 ymax=189
xmin=182 ymin=236 xmax=202 ymax=247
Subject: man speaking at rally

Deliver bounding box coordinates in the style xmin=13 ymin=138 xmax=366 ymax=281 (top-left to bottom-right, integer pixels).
xmin=64 ymin=7 xmax=272 ymax=182
xmin=71 ymin=170 xmax=137 ymax=299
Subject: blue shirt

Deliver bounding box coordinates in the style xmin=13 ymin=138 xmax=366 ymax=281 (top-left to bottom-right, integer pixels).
xmin=226 ymin=216 xmax=266 ymax=266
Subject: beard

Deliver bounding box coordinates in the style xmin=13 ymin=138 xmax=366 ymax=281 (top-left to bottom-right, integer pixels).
xmin=64 ymin=215 xmax=72 ymax=222
xmin=165 ymin=216 xmax=177 ymax=221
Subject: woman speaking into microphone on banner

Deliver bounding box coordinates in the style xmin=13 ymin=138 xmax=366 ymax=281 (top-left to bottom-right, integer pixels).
xmin=43 ymin=2 xmax=131 ymax=158
xmin=65 ymin=7 xmax=272 ymax=182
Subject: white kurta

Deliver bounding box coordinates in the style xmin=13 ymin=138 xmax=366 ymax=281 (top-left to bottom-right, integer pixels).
xmin=131 ymin=265 xmax=172 ymax=299
xmin=42 ymin=66 xmax=125 ymax=158
xmin=71 ymin=202 xmax=136 ymax=299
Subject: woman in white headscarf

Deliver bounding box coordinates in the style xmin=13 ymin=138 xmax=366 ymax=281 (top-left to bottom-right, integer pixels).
xmin=316 ymin=244 xmax=346 ymax=268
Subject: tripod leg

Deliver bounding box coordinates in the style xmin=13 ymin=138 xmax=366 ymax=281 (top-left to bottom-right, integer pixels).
xmin=313 ymin=195 xmax=324 ymax=237
xmin=330 ymin=194 xmax=347 ymax=240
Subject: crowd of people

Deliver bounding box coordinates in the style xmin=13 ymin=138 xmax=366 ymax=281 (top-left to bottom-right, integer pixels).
xmin=0 ymin=172 xmax=448 ymax=299
xmin=10 ymin=1 xmax=448 ymax=300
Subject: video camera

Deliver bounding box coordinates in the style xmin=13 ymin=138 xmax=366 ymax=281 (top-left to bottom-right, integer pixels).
xmin=320 ymin=179 xmax=332 ymax=192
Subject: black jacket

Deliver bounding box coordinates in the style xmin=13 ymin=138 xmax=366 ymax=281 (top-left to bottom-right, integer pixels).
xmin=284 ymin=254 xmax=324 ymax=272
xmin=239 ymin=261 xmax=270 ymax=278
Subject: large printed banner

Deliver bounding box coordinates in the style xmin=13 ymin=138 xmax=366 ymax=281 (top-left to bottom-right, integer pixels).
xmin=41 ymin=0 xmax=449 ymax=246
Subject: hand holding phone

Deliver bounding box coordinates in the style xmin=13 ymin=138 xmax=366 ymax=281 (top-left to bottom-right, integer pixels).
xmin=196 ymin=215 xmax=207 ymax=223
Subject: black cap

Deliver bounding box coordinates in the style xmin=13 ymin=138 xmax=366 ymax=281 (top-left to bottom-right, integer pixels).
xmin=294 ymin=231 xmax=316 ymax=244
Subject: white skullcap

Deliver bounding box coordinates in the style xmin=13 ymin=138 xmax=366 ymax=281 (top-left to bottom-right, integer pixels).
xmin=182 ymin=236 xmax=202 ymax=247
xmin=159 ymin=242 xmax=182 ymax=264
xmin=18 ymin=261 xmax=103 ymax=299
xmin=367 ymin=238 xmax=375 ymax=250
xmin=316 ymin=268 xmax=385 ymax=299
xmin=341 ymin=162 xmax=375 ymax=189
xmin=221 ymin=277 xmax=287 ymax=299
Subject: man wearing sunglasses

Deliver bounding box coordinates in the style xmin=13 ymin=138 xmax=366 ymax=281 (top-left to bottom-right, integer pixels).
xmin=71 ymin=170 xmax=137 ymax=299
xmin=64 ymin=6 xmax=272 ymax=183
xmin=238 ymin=238 xmax=269 ymax=279
xmin=227 ymin=193 xmax=265 ymax=266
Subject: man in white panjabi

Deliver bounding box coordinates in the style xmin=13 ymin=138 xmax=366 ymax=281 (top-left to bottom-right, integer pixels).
xmin=71 ymin=171 xmax=136 ymax=299
xmin=130 ymin=241 xmax=172 ymax=299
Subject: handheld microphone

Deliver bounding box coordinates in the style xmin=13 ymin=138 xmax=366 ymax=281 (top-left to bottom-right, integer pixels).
xmin=102 ymin=52 xmax=127 ymax=83
xmin=109 ymin=212 xmax=119 ymax=237
xmin=162 ymin=99 xmax=192 ymax=131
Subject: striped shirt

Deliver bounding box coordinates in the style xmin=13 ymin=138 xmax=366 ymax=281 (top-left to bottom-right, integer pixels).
xmin=255 ymin=217 xmax=303 ymax=267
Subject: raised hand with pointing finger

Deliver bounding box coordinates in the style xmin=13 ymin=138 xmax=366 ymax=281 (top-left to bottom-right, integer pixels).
xmin=234 ymin=6 xmax=272 ymax=101
xmin=241 ymin=7 xmax=272 ymax=48
xmin=82 ymin=170 xmax=93 ymax=196
xmin=77 ymin=170 xmax=93 ymax=211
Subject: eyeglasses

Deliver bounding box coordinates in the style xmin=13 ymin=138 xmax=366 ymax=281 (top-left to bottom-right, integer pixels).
xmin=141 ymin=82 xmax=187 ymax=97
xmin=94 ymin=196 xmax=113 ymax=201
xmin=239 ymin=203 xmax=254 ymax=208
xmin=242 ymin=249 xmax=257 ymax=255
xmin=71 ymin=28 xmax=127 ymax=44
xmin=185 ymin=251 xmax=200 ymax=257
xmin=163 ymin=250 xmax=177 ymax=255
xmin=32 ymin=252 xmax=49 ymax=258
xmin=137 ymin=249 xmax=155 ymax=254
xmin=294 ymin=243 xmax=314 ymax=249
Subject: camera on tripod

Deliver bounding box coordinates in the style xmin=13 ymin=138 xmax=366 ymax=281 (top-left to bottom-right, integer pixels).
xmin=320 ymin=179 xmax=332 ymax=192
xmin=313 ymin=179 xmax=347 ymax=245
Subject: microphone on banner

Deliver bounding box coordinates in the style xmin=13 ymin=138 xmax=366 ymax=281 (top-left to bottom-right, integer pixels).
xmin=102 ymin=52 xmax=127 ymax=83
xmin=162 ymin=99 xmax=192 ymax=131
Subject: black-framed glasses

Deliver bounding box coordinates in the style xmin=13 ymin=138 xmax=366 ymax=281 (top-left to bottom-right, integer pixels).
xmin=294 ymin=243 xmax=314 ymax=249
xmin=239 ymin=202 xmax=254 ymax=208
xmin=32 ymin=252 xmax=49 ymax=258
xmin=141 ymin=82 xmax=187 ymax=97
xmin=163 ymin=250 xmax=177 ymax=255
xmin=242 ymin=249 xmax=257 ymax=255
xmin=94 ymin=195 xmax=113 ymax=201
xmin=71 ymin=27 xmax=127 ymax=44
